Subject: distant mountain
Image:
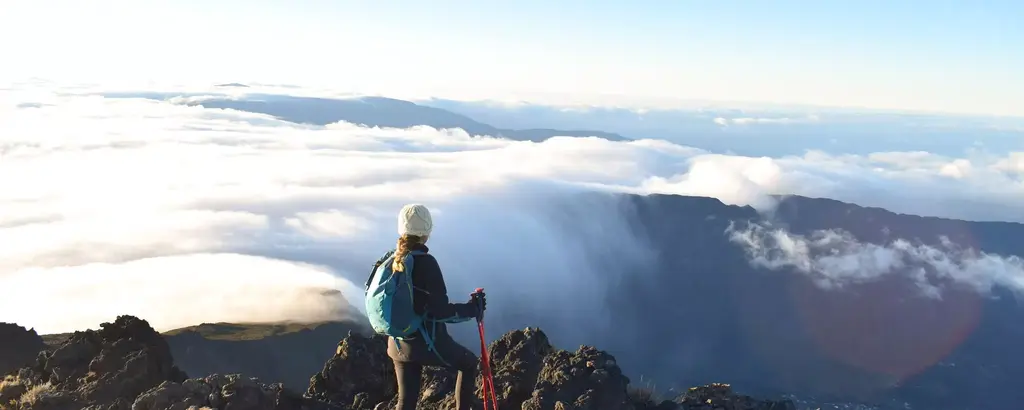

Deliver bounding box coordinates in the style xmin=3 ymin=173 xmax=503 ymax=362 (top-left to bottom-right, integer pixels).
xmin=214 ymin=82 xmax=250 ymax=88
xmin=420 ymin=98 xmax=1024 ymax=157
xmin=99 ymin=91 xmax=628 ymax=142
xmin=162 ymin=321 xmax=369 ymax=389
xmin=188 ymin=94 xmax=629 ymax=142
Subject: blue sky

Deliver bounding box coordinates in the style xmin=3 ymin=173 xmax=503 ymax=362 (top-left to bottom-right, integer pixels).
xmin=2 ymin=0 xmax=1022 ymax=116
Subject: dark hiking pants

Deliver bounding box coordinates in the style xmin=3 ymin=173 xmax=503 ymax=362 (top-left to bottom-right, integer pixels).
xmin=389 ymin=333 xmax=479 ymax=410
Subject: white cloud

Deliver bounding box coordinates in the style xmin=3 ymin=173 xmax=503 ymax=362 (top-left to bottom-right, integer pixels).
xmin=0 ymin=253 xmax=351 ymax=334
xmin=994 ymin=152 xmax=1024 ymax=174
xmin=727 ymin=222 xmax=1024 ymax=299
xmin=640 ymin=155 xmax=785 ymax=209
xmin=939 ymin=159 xmax=973 ymax=179
xmin=0 ymin=209 xmax=267 ymax=272
xmin=1 ymin=82 xmax=1023 ymax=335
xmin=284 ymin=210 xmax=375 ymax=239
xmin=712 ymin=115 xmax=820 ymax=126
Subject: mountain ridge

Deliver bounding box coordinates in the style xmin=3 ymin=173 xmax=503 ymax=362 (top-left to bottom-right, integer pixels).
xmin=98 ymin=90 xmax=629 ymax=142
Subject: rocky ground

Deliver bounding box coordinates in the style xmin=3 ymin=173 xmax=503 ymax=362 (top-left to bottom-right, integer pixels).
xmin=0 ymin=316 xmax=794 ymax=410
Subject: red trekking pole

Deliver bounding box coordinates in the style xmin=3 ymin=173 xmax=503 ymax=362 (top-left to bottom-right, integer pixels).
xmin=472 ymin=288 xmax=499 ymax=410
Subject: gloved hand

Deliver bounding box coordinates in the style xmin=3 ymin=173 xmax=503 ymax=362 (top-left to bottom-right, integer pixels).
xmin=469 ymin=292 xmax=487 ymax=314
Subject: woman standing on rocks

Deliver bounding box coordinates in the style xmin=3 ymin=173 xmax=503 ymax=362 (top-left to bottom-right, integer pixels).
xmin=369 ymin=203 xmax=487 ymax=410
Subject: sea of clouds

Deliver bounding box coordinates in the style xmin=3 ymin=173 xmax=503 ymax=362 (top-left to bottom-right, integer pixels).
xmin=1 ymin=82 xmax=1022 ymax=335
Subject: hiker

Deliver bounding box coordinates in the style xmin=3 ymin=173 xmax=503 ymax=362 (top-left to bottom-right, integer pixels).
xmin=364 ymin=203 xmax=487 ymax=410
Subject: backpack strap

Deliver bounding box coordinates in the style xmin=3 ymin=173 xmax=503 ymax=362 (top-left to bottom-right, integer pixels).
xmin=364 ymin=249 xmax=396 ymax=291
xmin=419 ymin=320 xmax=452 ymax=367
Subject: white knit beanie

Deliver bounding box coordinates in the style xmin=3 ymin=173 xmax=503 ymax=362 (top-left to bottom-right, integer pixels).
xmin=397 ymin=203 xmax=433 ymax=237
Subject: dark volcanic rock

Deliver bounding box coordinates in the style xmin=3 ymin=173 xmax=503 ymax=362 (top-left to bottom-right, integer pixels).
xmin=307 ymin=327 xmax=792 ymax=410
xmin=487 ymin=327 xmax=553 ymax=405
xmin=520 ymin=343 xmax=632 ymax=410
xmin=306 ymin=332 xmax=397 ymax=409
xmin=0 ymin=323 xmax=45 ymax=378
xmin=133 ymin=374 xmax=339 ymax=410
xmin=1 ymin=316 xmax=187 ymax=410
xmin=675 ymin=383 xmax=796 ymax=410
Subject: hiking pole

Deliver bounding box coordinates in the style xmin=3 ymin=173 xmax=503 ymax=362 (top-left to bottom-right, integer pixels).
xmin=473 ymin=288 xmax=498 ymax=410
xmin=471 ymin=288 xmax=492 ymax=410
xmin=473 ymin=288 xmax=499 ymax=410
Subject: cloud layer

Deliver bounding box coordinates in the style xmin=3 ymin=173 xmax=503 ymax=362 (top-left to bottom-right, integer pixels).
xmin=1 ymin=83 xmax=1023 ymax=336
xmin=727 ymin=222 xmax=1024 ymax=299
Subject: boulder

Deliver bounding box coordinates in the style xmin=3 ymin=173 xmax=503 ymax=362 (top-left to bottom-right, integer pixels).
xmin=0 ymin=323 xmax=46 ymax=377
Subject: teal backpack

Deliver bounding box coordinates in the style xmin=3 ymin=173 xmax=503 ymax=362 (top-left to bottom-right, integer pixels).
xmin=363 ymin=249 xmax=451 ymax=364
xmin=364 ymin=249 xmax=426 ymax=338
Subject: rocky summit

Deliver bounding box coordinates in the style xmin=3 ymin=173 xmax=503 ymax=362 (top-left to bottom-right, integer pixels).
xmin=305 ymin=326 xmax=793 ymax=410
xmin=0 ymin=316 xmax=794 ymax=410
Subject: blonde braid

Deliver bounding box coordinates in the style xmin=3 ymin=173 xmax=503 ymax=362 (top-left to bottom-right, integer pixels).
xmin=392 ymin=234 xmax=425 ymax=271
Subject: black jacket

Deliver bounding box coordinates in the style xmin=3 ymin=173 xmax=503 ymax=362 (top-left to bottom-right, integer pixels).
xmin=365 ymin=243 xmax=479 ymax=337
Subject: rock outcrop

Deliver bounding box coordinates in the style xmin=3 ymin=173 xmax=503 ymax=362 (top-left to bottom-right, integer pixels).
xmin=306 ymin=332 xmax=396 ymax=409
xmin=0 ymin=324 xmax=45 ymax=378
xmin=0 ymin=315 xmax=187 ymax=410
xmin=308 ymin=327 xmax=795 ymax=410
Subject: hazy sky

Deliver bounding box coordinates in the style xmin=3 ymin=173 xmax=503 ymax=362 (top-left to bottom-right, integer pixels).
xmin=2 ymin=0 xmax=1022 ymax=116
